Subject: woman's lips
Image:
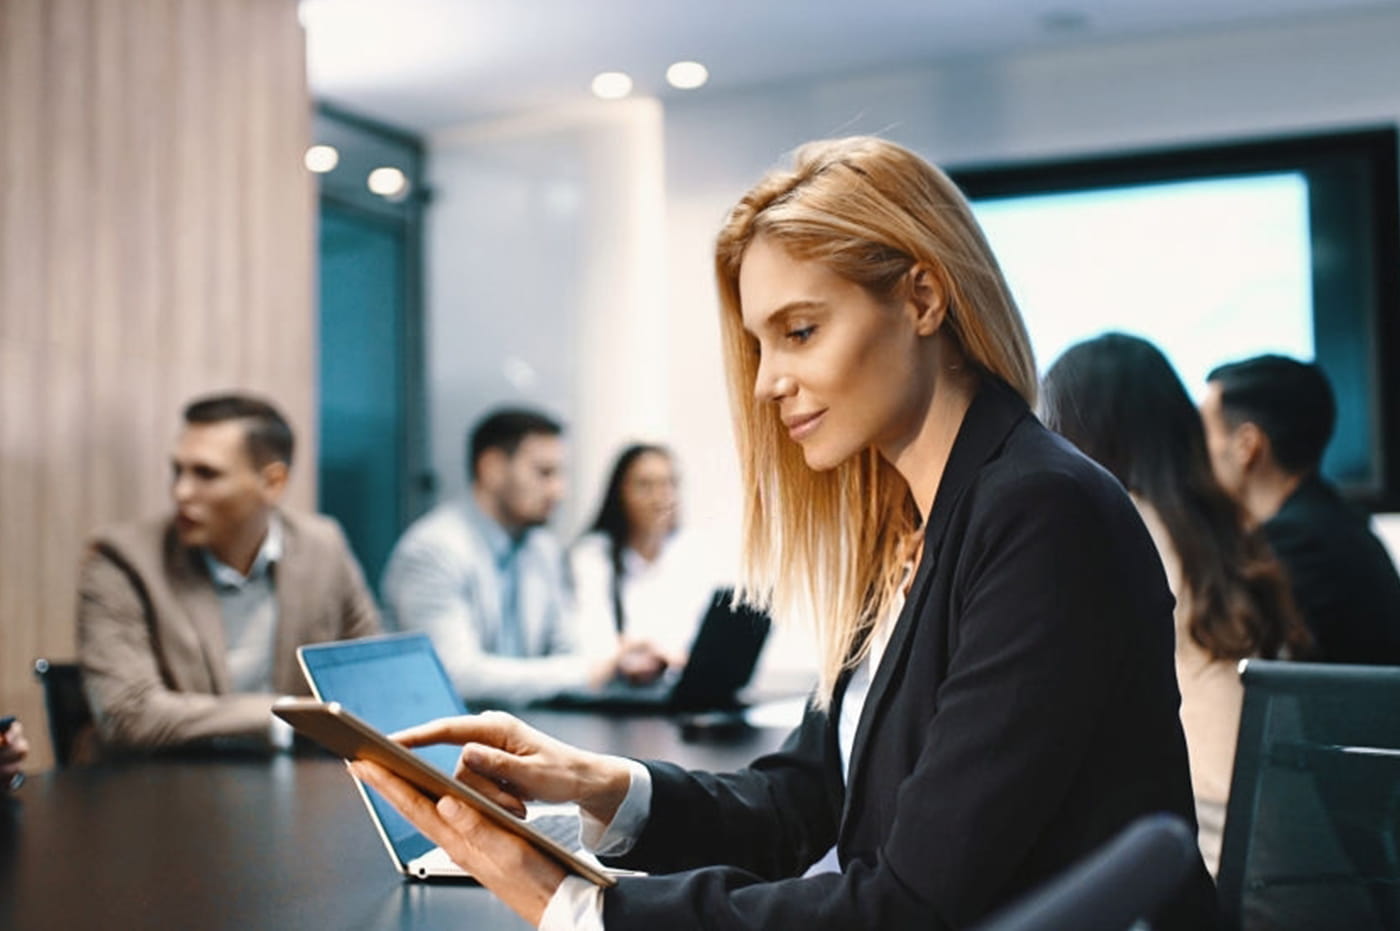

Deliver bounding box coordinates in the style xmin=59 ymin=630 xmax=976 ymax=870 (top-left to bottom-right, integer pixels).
xmin=785 ymin=410 xmax=826 ymax=440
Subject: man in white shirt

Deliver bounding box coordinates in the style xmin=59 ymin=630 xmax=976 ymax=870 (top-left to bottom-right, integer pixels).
xmin=78 ymin=394 xmax=381 ymax=752
xmin=381 ymin=408 xmax=617 ymax=706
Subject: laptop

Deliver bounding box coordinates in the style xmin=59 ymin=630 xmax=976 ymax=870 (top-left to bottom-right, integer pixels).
xmin=550 ymin=588 xmax=772 ymax=713
xmin=296 ymin=632 xmax=582 ymax=880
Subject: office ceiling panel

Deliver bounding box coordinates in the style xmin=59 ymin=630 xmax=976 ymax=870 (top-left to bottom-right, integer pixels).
xmin=303 ymin=0 xmax=1398 ymax=132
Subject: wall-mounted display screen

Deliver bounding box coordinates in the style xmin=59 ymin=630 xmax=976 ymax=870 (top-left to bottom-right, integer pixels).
xmin=955 ymin=128 xmax=1400 ymax=509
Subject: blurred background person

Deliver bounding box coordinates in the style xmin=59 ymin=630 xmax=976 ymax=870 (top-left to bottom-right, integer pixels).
xmin=1 ymin=716 xmax=27 ymax=791
xmin=1042 ymin=332 xmax=1311 ymax=873
xmin=78 ymin=394 xmax=381 ymax=754
xmin=382 ymin=407 xmax=621 ymax=706
xmin=571 ymin=444 xmax=714 ymax=683
xmin=1201 ymin=354 xmax=1400 ymax=665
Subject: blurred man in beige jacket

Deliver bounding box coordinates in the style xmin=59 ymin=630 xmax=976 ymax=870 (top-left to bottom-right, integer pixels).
xmin=78 ymin=393 xmax=379 ymax=752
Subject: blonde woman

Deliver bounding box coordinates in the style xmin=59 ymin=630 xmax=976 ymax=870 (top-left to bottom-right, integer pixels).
xmin=354 ymin=137 xmax=1219 ymax=929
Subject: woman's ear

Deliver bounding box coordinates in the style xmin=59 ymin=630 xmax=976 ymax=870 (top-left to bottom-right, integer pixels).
xmin=906 ymin=265 xmax=949 ymax=337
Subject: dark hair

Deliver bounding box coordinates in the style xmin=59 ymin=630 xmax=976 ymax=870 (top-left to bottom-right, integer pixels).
xmin=585 ymin=444 xmax=672 ymax=634
xmin=467 ymin=407 xmax=563 ymax=481
xmin=1042 ymin=333 xmax=1309 ymax=661
xmin=183 ymin=393 xmax=294 ymax=468
xmin=1206 ymin=354 xmax=1336 ymax=476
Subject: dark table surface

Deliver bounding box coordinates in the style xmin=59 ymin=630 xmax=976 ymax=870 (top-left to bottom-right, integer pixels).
xmin=0 ymin=709 xmax=792 ymax=930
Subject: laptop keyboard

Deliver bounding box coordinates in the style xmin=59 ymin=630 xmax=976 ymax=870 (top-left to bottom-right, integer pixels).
xmin=527 ymin=805 xmax=583 ymax=850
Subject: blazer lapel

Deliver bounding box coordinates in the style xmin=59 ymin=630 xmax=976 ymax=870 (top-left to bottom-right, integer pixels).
xmin=272 ymin=517 xmax=307 ymax=693
xmin=165 ymin=528 xmax=231 ymax=693
xmin=839 ymin=378 xmax=1030 ymax=831
xmin=840 ymin=531 xmax=938 ymax=829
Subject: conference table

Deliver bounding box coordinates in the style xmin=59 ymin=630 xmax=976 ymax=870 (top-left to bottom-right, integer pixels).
xmin=0 ymin=710 xmax=794 ymax=929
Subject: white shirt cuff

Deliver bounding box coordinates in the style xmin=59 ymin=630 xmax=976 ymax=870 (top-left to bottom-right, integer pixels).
xmin=269 ymin=710 xmax=295 ymax=751
xmin=538 ymin=875 xmax=605 ymax=931
xmin=579 ymin=758 xmax=652 ymax=857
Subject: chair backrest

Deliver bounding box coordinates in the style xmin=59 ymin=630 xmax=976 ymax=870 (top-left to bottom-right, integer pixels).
xmin=32 ymin=658 xmax=96 ymax=768
xmin=1217 ymin=659 xmax=1400 ymax=930
xmin=969 ymin=813 xmax=1198 ymax=931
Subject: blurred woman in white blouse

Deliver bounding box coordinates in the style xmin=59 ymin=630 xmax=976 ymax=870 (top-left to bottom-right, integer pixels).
xmin=571 ymin=444 xmax=715 ymax=682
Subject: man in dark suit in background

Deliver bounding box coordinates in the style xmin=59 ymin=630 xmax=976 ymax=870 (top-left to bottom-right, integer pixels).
xmin=1201 ymin=355 xmax=1400 ymax=664
xmin=78 ymin=394 xmax=381 ymax=752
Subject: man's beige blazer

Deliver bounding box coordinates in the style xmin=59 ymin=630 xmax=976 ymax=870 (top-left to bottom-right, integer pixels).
xmin=77 ymin=508 xmax=381 ymax=750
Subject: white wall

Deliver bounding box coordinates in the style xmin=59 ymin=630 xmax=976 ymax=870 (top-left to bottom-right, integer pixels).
xmin=426 ymin=99 xmax=667 ymax=535
xmin=424 ymin=7 xmax=1400 ymax=681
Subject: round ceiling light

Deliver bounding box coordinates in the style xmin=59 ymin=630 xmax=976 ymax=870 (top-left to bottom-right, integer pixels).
xmin=367 ymin=166 xmax=409 ymax=200
xmin=591 ymin=71 xmax=634 ymax=100
xmin=666 ymin=61 xmax=708 ymax=90
xmin=304 ymin=144 xmax=340 ymax=173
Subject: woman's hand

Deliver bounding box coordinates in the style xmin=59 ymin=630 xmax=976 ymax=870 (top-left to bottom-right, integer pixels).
xmin=392 ymin=712 xmax=634 ymax=826
xmin=351 ymin=758 xmax=567 ymax=926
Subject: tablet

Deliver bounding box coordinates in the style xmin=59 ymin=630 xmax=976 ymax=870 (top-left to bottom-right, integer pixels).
xmin=273 ymin=697 xmax=616 ymax=888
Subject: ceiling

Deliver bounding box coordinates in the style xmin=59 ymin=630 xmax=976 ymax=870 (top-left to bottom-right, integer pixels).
xmin=303 ymin=0 xmax=1397 ymax=134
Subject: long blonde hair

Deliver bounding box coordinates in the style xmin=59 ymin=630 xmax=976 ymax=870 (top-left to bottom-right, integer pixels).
xmin=715 ymin=137 xmax=1036 ymax=709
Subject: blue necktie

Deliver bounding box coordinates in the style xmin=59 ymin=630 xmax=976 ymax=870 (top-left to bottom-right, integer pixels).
xmin=497 ymin=542 xmax=525 ymax=657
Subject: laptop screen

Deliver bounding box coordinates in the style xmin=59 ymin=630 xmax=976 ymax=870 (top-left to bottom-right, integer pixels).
xmin=299 ymin=633 xmax=466 ymax=863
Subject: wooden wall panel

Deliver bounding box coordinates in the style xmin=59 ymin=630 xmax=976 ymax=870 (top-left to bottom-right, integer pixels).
xmin=0 ymin=0 xmax=313 ymax=771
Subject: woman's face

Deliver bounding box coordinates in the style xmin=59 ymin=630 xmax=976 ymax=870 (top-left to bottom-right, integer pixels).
xmin=738 ymin=236 xmax=932 ymax=471
xmin=621 ymin=451 xmax=679 ymax=538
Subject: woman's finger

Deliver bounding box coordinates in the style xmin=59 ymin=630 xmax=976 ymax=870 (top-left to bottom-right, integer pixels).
xmin=459 ymin=743 xmax=536 ymax=794
xmin=451 ymin=753 xmax=529 ymax=817
xmin=350 ymin=760 xmax=479 ymax=856
xmin=351 ymin=760 xmax=442 ymax=826
xmin=351 ymin=758 xmax=527 ymax=841
xmin=352 ymin=760 xmax=569 ymax=927
xmin=392 ymin=711 xmax=528 ymax=751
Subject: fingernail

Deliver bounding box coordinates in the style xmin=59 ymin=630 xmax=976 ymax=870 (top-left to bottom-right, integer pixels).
xmin=438 ymin=796 xmax=463 ymax=819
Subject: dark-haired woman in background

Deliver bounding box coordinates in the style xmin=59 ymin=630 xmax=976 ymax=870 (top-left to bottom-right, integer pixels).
xmin=1041 ymin=332 xmax=1311 ymax=873
xmin=571 ymin=445 xmax=713 ymax=683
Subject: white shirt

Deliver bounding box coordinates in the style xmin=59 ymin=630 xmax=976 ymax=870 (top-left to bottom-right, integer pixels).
xmin=201 ymin=517 xmax=293 ymax=748
xmin=202 ymin=516 xmax=284 ymax=694
xmin=539 ymin=593 xmax=905 ymax=930
xmin=569 ymin=531 xmax=717 ymax=659
xmin=381 ymin=496 xmax=599 ymax=706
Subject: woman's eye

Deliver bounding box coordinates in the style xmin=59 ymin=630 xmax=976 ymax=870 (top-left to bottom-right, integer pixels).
xmin=787 ymin=325 xmax=816 ymax=344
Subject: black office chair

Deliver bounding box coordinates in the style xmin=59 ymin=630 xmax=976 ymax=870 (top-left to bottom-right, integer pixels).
xmin=969 ymin=813 xmax=1198 ymax=931
xmin=32 ymin=658 xmax=97 ymax=768
xmin=1217 ymin=659 xmax=1400 ymax=931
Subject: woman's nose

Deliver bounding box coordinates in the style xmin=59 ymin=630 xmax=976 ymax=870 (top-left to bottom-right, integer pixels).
xmin=754 ymin=356 xmax=794 ymax=404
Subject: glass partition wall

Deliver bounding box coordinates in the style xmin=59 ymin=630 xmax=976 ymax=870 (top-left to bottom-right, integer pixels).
xmin=311 ymin=105 xmax=428 ymax=592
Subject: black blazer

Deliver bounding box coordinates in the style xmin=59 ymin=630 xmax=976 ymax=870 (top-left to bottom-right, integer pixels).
xmin=603 ymin=378 xmax=1219 ymax=929
xmin=1263 ymin=474 xmax=1400 ymax=664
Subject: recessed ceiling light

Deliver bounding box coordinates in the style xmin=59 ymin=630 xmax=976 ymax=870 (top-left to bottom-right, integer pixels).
xmin=666 ymin=61 xmax=708 ymax=90
xmin=591 ymin=71 xmax=633 ymax=100
xmin=304 ymin=144 xmax=339 ymax=173
xmin=367 ymin=166 xmax=409 ymax=200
